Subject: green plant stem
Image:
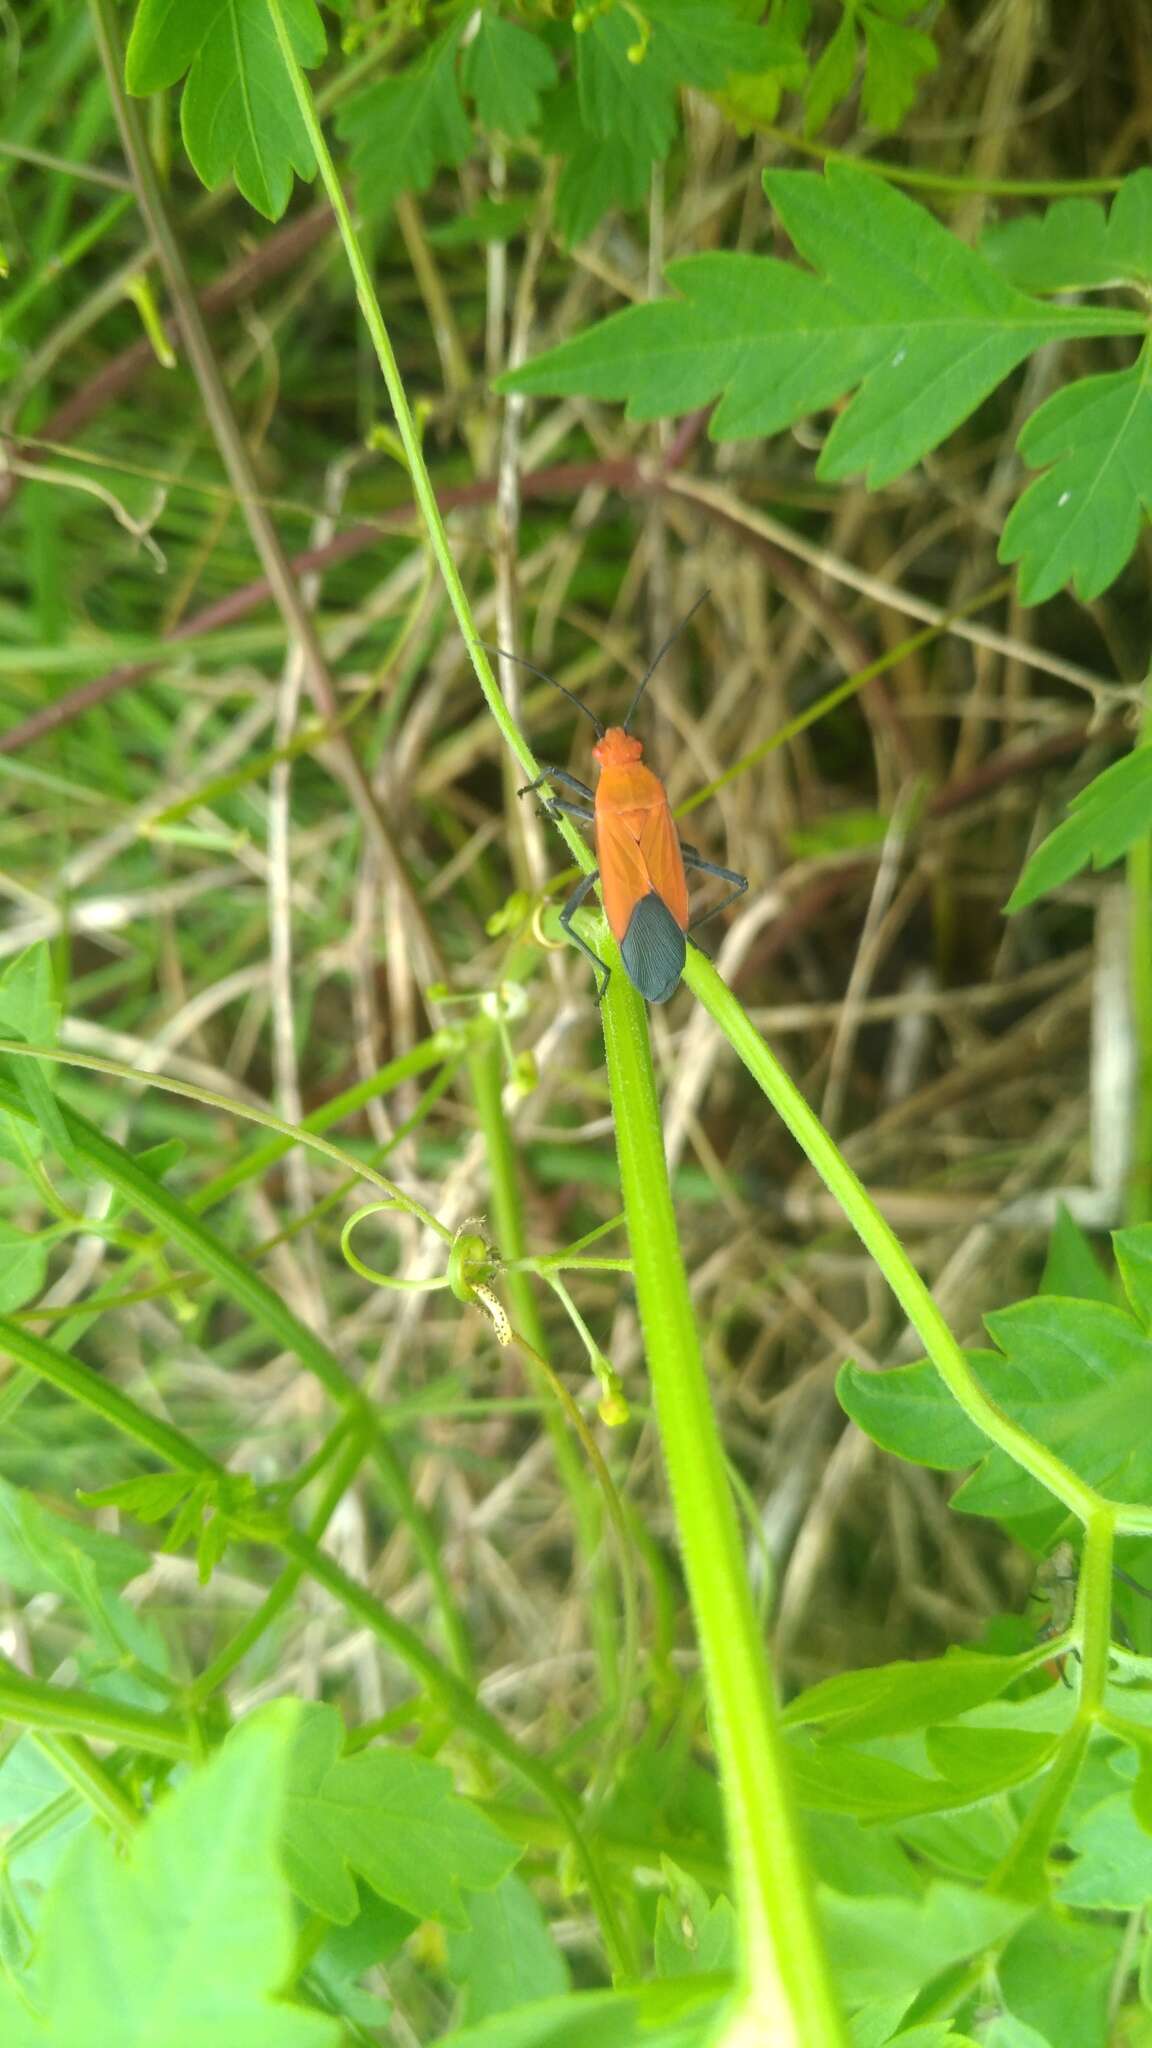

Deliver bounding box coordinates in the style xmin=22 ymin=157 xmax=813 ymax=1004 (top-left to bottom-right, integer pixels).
xmin=262 ymin=0 xmax=593 ymax=894
xmin=32 ymin=1731 xmax=140 ymax=1840
xmin=685 ymin=952 xmax=1119 ymax=1526
xmin=467 ymin=1039 xmax=621 ymax=1703
xmin=0 ymin=1657 xmax=192 ymax=1760
xmin=763 ymin=128 xmax=1126 ymax=197
xmin=600 ymin=962 xmax=846 ymax=2045
xmin=991 ymin=1508 xmax=1115 ymax=1898
xmin=1127 ymin=689 xmax=1152 ymax=1225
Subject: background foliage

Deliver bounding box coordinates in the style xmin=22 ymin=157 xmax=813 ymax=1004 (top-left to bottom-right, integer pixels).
xmin=3 ymin=0 xmax=1152 ymax=2043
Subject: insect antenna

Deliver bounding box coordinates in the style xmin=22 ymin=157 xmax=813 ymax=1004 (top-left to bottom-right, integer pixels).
xmin=622 ymin=590 xmax=710 ymax=732
xmin=476 ymin=641 xmax=604 ymax=738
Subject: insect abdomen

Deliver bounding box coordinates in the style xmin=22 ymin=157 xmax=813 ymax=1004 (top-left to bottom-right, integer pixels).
xmin=620 ymin=892 xmax=687 ymax=1003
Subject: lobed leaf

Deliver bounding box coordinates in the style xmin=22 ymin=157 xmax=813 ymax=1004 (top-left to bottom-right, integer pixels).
xmin=1006 ymin=745 xmax=1152 ymax=910
xmin=501 ymin=166 xmax=1143 ymax=487
xmin=446 ymin=1873 xmax=570 ymax=2021
xmin=984 ymin=168 xmax=1152 ymax=293
xmin=463 ymin=15 xmax=557 ymax=139
xmin=339 ymin=25 xmax=471 ymax=221
xmin=126 ymin=0 xmax=327 ymax=221
xmin=282 ymin=1703 xmax=517 ymax=1926
xmin=839 ymin=1294 xmax=1152 ymax=1541
xmin=0 ymin=1705 xmax=338 ymax=2046
xmin=999 ymin=361 xmax=1152 ymax=603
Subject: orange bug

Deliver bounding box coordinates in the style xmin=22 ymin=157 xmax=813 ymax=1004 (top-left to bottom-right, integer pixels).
xmin=502 ymin=596 xmax=748 ymax=1003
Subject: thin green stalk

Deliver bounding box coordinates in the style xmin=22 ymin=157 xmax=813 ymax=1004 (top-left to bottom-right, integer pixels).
xmin=601 ymin=964 xmax=846 ymax=2045
xmin=31 ymin=1731 xmax=140 ymax=1840
xmin=0 ymin=1315 xmax=218 ymax=1477
xmin=262 ymin=0 xmax=590 ymax=887
xmin=467 ymin=1039 xmax=621 ymax=1706
xmin=0 ymin=1659 xmax=192 ymax=1760
xmin=684 ymin=951 xmax=1119 ymax=1527
xmin=761 ymin=128 xmax=1126 ymax=197
xmin=1127 ymin=689 xmax=1152 ymax=1226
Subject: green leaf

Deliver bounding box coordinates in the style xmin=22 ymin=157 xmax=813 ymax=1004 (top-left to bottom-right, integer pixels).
xmin=463 ymin=14 xmax=556 ymax=137
xmin=653 ymin=1866 xmax=738 ymax=1979
xmin=0 ymin=1476 xmax=147 ymax=1603
xmin=1006 ymin=745 xmax=1152 ymax=910
xmin=819 ymin=1884 xmax=1030 ymax=2006
xmin=6 ymin=1705 xmax=339 ymax=2047
xmin=547 ymin=85 xmax=652 ymax=243
xmin=804 ymin=7 xmax=857 ymax=133
xmin=340 ymin=25 xmax=471 ymax=221
xmin=1115 ymin=1224 xmax=1152 ymax=1329
xmin=0 ymin=947 xmax=75 ymax=1172
xmin=126 ymin=0 xmax=327 ymax=221
xmin=999 ymin=362 xmax=1152 ymax=603
xmin=1039 ymin=1205 xmax=1112 ymax=1303
xmin=859 ymin=7 xmax=938 ymax=131
xmin=446 ymin=1873 xmax=570 ymax=2021
xmin=76 ymin=1472 xmax=199 ymax=1523
xmin=840 ymin=1295 xmax=1152 ymax=1540
xmin=983 ymin=2020 xmax=1055 ymax=2048
xmin=998 ymin=1911 xmax=1118 ymax=2048
xmin=720 ymin=0 xmax=809 ymax=130
xmin=1057 ymin=1790 xmax=1152 ymax=1909
xmin=782 ymin=1646 xmax=1041 ymax=1741
xmin=576 ymin=7 xmax=677 ymax=159
xmin=0 ymin=1222 xmax=48 ymax=1312
xmin=786 ymin=1727 xmax=1051 ymax=1821
xmin=984 ymin=169 xmax=1152 ymax=293
xmin=0 ymin=1739 xmax=91 ymax=1896
xmin=432 ymin=1984 xmax=724 ymax=2048
xmin=282 ymin=1704 xmax=517 ymax=1926
xmin=500 ymin=166 xmax=1143 ymax=486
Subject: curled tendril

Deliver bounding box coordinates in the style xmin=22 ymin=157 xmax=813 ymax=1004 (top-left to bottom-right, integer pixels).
xmin=341 ymin=1205 xmax=512 ymax=1345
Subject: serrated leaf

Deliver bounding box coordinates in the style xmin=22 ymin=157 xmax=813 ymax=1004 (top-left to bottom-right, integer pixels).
xmin=840 ymin=1295 xmax=1152 ymax=1539
xmin=1000 ymin=362 xmax=1152 ymax=602
xmin=500 ymin=166 xmax=1144 ymax=486
xmin=1039 ymin=1205 xmax=1112 ymax=1302
xmin=786 ymin=1733 xmax=1042 ymax=1820
xmin=859 ymin=7 xmax=938 ymax=130
xmin=804 ymin=7 xmax=857 ymax=133
xmin=653 ymin=1867 xmax=737 ymax=1979
xmin=76 ymin=1471 xmax=198 ymax=1523
xmin=445 ymin=1873 xmax=569 ymax=2021
xmin=782 ymin=1645 xmax=1040 ymax=1741
xmin=0 ymin=1476 xmax=148 ymax=1603
xmin=577 ymin=7 xmax=677 ymax=159
xmin=719 ymin=0 xmax=809 ymax=130
xmin=0 ymin=1223 xmax=48 ymax=1312
xmin=126 ymin=0 xmax=327 ymax=221
xmin=7 ymin=1704 xmax=338 ymax=2047
xmin=463 ymin=15 xmax=556 ymax=138
xmin=819 ymin=1884 xmax=1030 ymax=2006
xmin=998 ymin=1911 xmax=1119 ymax=2048
xmin=282 ymin=1704 xmax=516 ymax=1926
xmin=1115 ymin=1224 xmax=1152 ymax=1329
xmin=1057 ymin=1789 xmax=1152 ymax=1908
xmin=339 ymin=25 xmax=471 ymax=221
xmin=547 ymin=83 xmax=651 ymax=243
xmin=984 ymin=169 xmax=1152 ymax=293
xmin=432 ymin=1985 xmax=725 ymax=2048
xmin=1006 ymin=745 xmax=1152 ymax=910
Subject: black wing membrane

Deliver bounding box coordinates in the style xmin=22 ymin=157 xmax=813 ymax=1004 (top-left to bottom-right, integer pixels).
xmin=620 ymin=892 xmax=687 ymax=1003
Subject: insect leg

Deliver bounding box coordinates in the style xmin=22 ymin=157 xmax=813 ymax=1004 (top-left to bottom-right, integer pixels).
xmin=517 ymin=767 xmax=595 ymax=802
xmin=682 ymin=846 xmax=749 ymax=933
xmin=545 ymin=799 xmax=596 ymax=824
xmin=558 ymin=869 xmax=611 ymax=1002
